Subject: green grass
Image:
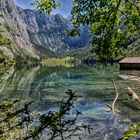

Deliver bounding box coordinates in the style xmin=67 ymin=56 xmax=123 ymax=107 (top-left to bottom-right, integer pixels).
xmin=41 ymin=57 xmax=75 ymax=67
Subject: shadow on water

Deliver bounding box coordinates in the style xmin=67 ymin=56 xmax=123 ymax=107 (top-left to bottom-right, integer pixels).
xmin=0 ymin=63 xmax=140 ymax=139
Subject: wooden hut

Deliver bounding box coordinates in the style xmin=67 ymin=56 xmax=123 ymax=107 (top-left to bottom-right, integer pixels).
xmin=119 ymin=57 xmax=140 ymax=70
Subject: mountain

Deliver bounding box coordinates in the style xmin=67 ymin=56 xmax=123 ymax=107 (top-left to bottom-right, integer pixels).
xmin=0 ymin=0 xmax=39 ymax=63
xmin=17 ymin=7 xmax=90 ymax=54
xmin=0 ymin=0 xmax=90 ymax=63
xmin=0 ymin=0 xmax=91 ymax=63
xmin=0 ymin=0 xmax=140 ymax=64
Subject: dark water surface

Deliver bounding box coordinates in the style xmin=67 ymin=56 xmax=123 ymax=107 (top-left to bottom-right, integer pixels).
xmin=0 ymin=64 xmax=140 ymax=139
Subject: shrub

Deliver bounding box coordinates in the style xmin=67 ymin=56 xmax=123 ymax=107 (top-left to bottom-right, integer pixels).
xmin=0 ymin=34 xmax=11 ymax=46
xmin=0 ymin=57 xmax=5 ymax=63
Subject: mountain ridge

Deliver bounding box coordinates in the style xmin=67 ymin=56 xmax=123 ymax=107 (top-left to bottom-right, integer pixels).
xmin=17 ymin=6 xmax=90 ymax=54
xmin=0 ymin=0 xmax=90 ymax=63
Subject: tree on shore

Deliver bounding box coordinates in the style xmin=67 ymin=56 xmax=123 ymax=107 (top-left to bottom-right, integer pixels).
xmin=33 ymin=0 xmax=140 ymax=62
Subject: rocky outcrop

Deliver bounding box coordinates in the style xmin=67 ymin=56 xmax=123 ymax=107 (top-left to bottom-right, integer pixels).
xmin=18 ymin=7 xmax=90 ymax=54
xmin=0 ymin=0 xmax=90 ymax=62
xmin=0 ymin=0 xmax=39 ymax=61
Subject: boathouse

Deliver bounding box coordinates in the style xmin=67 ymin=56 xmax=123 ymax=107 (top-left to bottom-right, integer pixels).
xmin=119 ymin=57 xmax=140 ymax=70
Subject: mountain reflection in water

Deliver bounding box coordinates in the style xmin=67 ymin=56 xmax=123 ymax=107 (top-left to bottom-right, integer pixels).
xmin=0 ymin=64 xmax=140 ymax=139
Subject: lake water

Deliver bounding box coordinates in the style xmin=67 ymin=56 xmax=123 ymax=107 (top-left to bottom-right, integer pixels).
xmin=0 ymin=64 xmax=140 ymax=139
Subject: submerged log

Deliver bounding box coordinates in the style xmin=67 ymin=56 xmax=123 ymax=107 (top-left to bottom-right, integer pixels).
xmin=119 ymin=75 xmax=140 ymax=81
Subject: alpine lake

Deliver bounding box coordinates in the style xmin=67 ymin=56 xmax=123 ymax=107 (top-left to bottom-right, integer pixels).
xmin=0 ymin=61 xmax=140 ymax=140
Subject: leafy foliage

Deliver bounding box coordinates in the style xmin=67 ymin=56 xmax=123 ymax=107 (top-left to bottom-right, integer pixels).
xmin=125 ymin=32 xmax=140 ymax=56
xmin=71 ymin=0 xmax=140 ymax=62
xmin=0 ymin=57 xmax=5 ymax=63
xmin=119 ymin=124 xmax=140 ymax=140
xmin=0 ymin=90 xmax=91 ymax=140
xmin=0 ymin=34 xmax=11 ymax=46
xmin=33 ymin=0 xmax=60 ymax=14
xmin=33 ymin=0 xmax=140 ymax=62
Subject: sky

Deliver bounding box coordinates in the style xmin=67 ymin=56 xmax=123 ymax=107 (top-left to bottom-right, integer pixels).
xmin=14 ymin=0 xmax=72 ymax=18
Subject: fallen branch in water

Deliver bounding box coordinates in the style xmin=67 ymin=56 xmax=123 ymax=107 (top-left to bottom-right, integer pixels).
xmin=128 ymin=87 xmax=140 ymax=104
xmin=107 ymin=80 xmax=120 ymax=114
xmin=111 ymin=80 xmax=119 ymax=113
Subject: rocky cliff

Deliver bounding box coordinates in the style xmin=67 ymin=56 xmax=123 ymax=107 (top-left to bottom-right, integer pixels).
xmin=0 ymin=0 xmax=90 ymax=63
xmin=0 ymin=0 xmax=39 ymax=62
xmin=17 ymin=7 xmax=90 ymax=54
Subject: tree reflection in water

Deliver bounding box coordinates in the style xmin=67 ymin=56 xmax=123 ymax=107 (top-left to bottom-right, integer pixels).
xmin=0 ymin=90 xmax=92 ymax=140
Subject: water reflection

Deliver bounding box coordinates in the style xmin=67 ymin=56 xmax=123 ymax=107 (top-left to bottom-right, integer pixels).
xmin=0 ymin=64 xmax=119 ymax=101
xmin=0 ymin=64 xmax=140 ymax=139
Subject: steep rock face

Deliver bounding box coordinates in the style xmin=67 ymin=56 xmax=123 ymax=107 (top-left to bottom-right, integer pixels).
xmin=0 ymin=0 xmax=39 ymax=61
xmin=18 ymin=7 xmax=90 ymax=53
xmin=0 ymin=0 xmax=90 ymax=62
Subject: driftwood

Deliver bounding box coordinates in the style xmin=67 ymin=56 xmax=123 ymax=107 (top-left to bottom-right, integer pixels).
xmin=128 ymin=87 xmax=140 ymax=104
xmin=111 ymin=80 xmax=119 ymax=113
xmin=107 ymin=80 xmax=120 ymax=113
xmin=107 ymin=82 xmax=140 ymax=116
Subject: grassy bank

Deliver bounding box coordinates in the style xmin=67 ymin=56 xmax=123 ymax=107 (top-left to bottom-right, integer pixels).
xmin=41 ymin=57 xmax=78 ymax=67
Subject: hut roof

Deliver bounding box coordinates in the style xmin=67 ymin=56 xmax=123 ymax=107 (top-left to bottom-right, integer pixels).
xmin=119 ymin=57 xmax=140 ymax=64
